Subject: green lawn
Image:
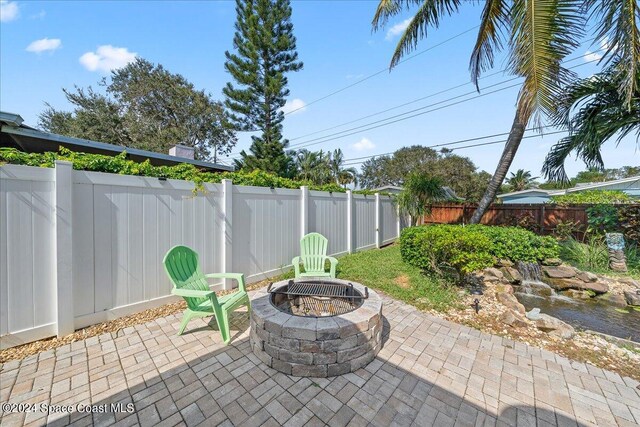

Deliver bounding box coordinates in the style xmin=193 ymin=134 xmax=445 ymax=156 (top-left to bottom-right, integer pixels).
xmin=335 ymin=244 xmax=461 ymax=312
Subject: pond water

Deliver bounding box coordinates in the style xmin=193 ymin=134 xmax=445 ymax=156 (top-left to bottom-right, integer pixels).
xmin=515 ymin=292 xmax=640 ymax=343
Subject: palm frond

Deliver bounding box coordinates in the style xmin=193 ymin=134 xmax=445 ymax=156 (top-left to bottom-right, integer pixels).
xmin=543 ymin=63 xmax=640 ymax=182
xmin=585 ymin=0 xmax=640 ymax=108
xmin=509 ymin=0 xmax=584 ymax=124
xmin=470 ymin=0 xmax=511 ymax=90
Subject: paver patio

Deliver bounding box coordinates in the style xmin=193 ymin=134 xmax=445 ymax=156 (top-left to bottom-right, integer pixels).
xmin=1 ymin=292 xmax=639 ymax=427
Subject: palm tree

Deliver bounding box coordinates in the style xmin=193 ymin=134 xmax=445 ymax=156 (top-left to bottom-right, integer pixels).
xmin=338 ymin=169 xmax=359 ymax=188
xmin=397 ymin=173 xmax=447 ymax=226
xmin=543 ymin=62 xmax=640 ymax=182
xmin=295 ymin=149 xmax=331 ymax=184
xmin=372 ymin=0 xmax=640 ymax=224
xmin=506 ymin=169 xmax=539 ymax=191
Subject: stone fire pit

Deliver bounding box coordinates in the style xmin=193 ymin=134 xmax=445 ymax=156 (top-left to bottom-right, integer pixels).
xmin=250 ymin=278 xmax=383 ymax=377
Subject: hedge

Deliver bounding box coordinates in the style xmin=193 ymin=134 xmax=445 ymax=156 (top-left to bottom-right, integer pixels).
xmin=0 ymin=147 xmax=345 ymax=192
xmin=400 ymin=224 xmax=559 ymax=275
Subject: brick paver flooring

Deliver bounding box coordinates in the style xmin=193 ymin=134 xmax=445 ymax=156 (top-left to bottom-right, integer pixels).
xmin=1 ymin=293 xmax=639 ymax=426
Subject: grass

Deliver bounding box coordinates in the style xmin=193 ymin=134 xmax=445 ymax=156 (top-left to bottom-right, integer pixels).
xmin=335 ymin=244 xmax=461 ymax=312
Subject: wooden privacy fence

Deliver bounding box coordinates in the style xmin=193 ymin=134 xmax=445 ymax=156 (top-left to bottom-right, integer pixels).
xmin=422 ymin=203 xmax=590 ymax=236
xmin=0 ymin=162 xmax=400 ymax=348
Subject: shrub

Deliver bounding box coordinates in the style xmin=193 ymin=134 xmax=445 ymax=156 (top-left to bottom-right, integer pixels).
xmin=550 ymin=190 xmax=632 ymax=206
xmin=0 ymin=147 xmax=345 ymax=192
xmin=400 ymin=224 xmax=559 ymax=275
xmin=618 ymin=204 xmax=640 ymax=244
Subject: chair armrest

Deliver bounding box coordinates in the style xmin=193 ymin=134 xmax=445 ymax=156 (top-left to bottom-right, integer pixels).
xmin=327 ymin=256 xmax=338 ymax=277
xmin=172 ymin=288 xmax=215 ymax=298
xmin=291 ymin=256 xmax=301 ymax=278
xmin=204 ymin=273 xmax=246 ymax=292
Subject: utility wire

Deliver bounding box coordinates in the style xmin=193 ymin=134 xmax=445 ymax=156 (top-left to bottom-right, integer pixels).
xmin=226 ymin=52 xmax=600 ymax=159
xmin=282 ymin=26 xmax=480 ymax=116
xmin=341 ymin=130 xmax=568 ymax=166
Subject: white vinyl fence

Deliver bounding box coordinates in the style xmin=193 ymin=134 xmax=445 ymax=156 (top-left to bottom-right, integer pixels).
xmin=0 ymin=162 xmax=399 ymax=348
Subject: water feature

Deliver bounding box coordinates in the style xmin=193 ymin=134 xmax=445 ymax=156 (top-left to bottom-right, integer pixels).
xmin=516 ymin=293 xmax=640 ymax=342
xmin=513 ymin=261 xmax=640 ymax=342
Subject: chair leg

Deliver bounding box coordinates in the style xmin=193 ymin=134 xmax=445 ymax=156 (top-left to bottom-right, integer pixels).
xmin=177 ymin=311 xmax=193 ymax=336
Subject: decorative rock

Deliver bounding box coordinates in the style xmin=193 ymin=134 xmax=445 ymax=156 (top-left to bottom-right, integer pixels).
xmin=496 ymin=259 xmax=514 ymax=268
xmin=535 ymin=314 xmax=575 ymax=339
xmin=496 ymin=292 xmax=526 ymax=315
xmin=542 ymin=265 xmax=576 ymax=279
xmin=562 ymin=289 xmax=593 ymax=300
xmin=500 ymin=309 xmax=528 ymax=328
xmin=598 ymin=293 xmax=628 ymax=307
xmin=500 ymin=267 xmax=523 ymax=284
xmin=545 ymin=278 xmax=609 ymax=294
xmin=541 ymin=258 xmax=563 ymax=266
xmin=618 ymin=278 xmax=640 ymax=289
xmin=576 ymin=271 xmax=598 ymax=283
xmin=525 ymin=308 xmax=541 ymax=320
xmin=623 ymin=290 xmax=640 ymax=306
xmin=483 ymin=267 xmax=505 ymax=282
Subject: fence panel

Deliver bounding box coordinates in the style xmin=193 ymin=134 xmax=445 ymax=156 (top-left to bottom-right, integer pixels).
xmin=423 ymin=203 xmax=594 ymax=238
xmin=353 ymin=195 xmax=376 ymax=250
xmin=381 ymin=197 xmax=397 ymax=244
xmin=232 ymin=186 xmax=301 ymax=282
xmin=0 ymin=165 xmax=56 ymax=339
xmin=308 ymin=191 xmax=348 ymax=256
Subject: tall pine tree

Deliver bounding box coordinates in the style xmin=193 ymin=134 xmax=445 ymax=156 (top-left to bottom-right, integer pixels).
xmin=223 ymin=0 xmax=302 ymax=177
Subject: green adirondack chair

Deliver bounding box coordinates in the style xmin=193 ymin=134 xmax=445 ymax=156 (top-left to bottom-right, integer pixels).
xmin=163 ymin=245 xmax=250 ymax=344
xmin=292 ymin=233 xmax=338 ymax=278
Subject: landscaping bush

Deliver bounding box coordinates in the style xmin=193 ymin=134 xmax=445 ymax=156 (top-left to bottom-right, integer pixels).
xmin=400 ymin=224 xmax=559 ymax=275
xmin=0 ymin=147 xmax=345 ymax=192
xmin=618 ymin=204 xmax=640 ymax=244
xmin=550 ymin=190 xmax=632 ymax=206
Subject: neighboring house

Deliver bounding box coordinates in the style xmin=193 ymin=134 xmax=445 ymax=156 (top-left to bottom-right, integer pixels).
xmin=374 ymin=185 xmax=461 ymax=200
xmin=497 ymin=176 xmax=640 ymax=204
xmin=0 ymin=111 xmax=233 ymax=172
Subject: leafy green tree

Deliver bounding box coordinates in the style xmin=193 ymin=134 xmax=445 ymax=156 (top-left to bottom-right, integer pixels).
xmin=328 ymin=149 xmax=358 ymax=187
xmin=372 ymin=0 xmax=640 ymax=224
xmin=294 ymin=149 xmax=332 ymax=184
xmin=39 ymin=58 xmax=236 ymax=161
xmin=359 ymin=146 xmax=490 ymax=201
xmin=397 ymin=173 xmax=446 ymax=226
xmin=224 ymin=0 xmax=303 ymax=177
xmin=543 ymin=62 xmax=640 ymax=182
xmin=506 ymin=169 xmax=539 ymax=192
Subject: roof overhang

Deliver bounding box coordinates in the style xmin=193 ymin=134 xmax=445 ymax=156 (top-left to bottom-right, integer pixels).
xmin=1 ymin=124 xmax=233 ymax=172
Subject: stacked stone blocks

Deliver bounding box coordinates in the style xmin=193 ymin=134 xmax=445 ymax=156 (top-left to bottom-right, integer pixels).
xmin=250 ymin=279 xmax=383 ymax=377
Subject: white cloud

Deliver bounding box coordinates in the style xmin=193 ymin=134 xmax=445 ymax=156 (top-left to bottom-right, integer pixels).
xmin=583 ymin=50 xmax=602 ymax=62
xmin=79 ymin=45 xmax=137 ymax=72
xmin=385 ymin=18 xmax=411 ymax=40
xmin=281 ymin=98 xmax=306 ymax=115
xmin=0 ymin=1 xmax=19 ymax=22
xmin=30 ymin=10 xmax=46 ymax=20
xmin=353 ymin=137 xmax=375 ymax=151
xmin=26 ymin=38 xmax=61 ymax=53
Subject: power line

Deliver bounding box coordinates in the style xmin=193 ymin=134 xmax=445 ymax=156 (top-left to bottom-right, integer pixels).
xmin=341 ymin=130 xmax=568 ymax=166
xmin=225 ymin=52 xmax=600 ymax=160
xmin=282 ymin=26 xmax=480 ymax=116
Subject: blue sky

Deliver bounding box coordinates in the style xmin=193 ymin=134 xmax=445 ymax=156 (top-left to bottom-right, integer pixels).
xmin=1 ymin=0 xmax=637 ymax=178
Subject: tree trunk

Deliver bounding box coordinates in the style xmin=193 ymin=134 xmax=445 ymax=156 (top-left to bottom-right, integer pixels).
xmin=470 ymin=112 xmax=527 ymax=224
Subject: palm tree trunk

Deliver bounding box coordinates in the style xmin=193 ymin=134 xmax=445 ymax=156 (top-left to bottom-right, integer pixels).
xmin=470 ymin=112 xmax=527 ymax=224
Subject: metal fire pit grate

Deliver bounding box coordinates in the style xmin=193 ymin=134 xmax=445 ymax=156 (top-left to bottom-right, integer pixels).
xmin=268 ymin=280 xmax=368 ymax=317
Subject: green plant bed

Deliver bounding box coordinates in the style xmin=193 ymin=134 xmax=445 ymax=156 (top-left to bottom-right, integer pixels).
xmin=559 ymin=238 xmax=640 ymax=279
xmin=335 ymin=245 xmax=460 ymax=312
xmin=400 ymin=224 xmax=559 ymax=275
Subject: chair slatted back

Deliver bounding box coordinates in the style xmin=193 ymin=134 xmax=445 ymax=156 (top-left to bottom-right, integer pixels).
xmin=164 ymin=245 xmax=209 ymax=310
xmin=300 ymin=233 xmax=329 ymax=274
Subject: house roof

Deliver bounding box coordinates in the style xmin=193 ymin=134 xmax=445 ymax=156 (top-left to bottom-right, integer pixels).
xmin=564 ymin=176 xmax=639 ymax=193
xmin=496 ymin=188 xmax=562 ymax=198
xmin=0 ymin=111 xmax=233 ymax=172
xmin=374 ymin=184 xmax=461 ymax=200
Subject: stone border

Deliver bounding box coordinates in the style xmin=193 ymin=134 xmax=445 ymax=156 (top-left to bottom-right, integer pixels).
xmin=250 ymin=279 xmax=383 ymax=377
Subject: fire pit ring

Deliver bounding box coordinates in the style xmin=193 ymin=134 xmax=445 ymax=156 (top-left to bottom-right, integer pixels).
xmin=250 ymin=278 xmax=382 ymax=377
